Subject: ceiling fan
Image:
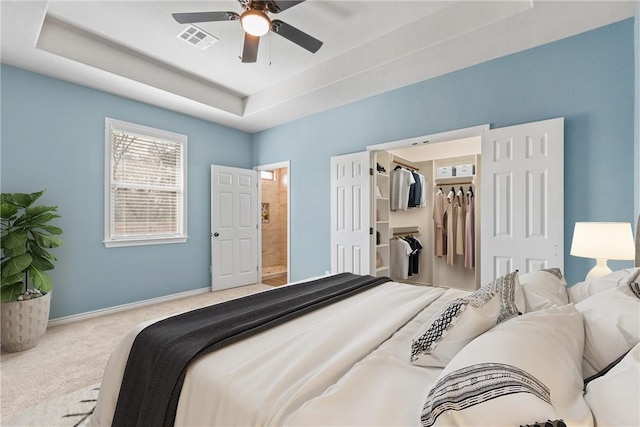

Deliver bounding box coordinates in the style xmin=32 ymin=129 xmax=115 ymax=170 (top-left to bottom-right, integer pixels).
xmin=172 ymin=0 xmax=323 ymax=63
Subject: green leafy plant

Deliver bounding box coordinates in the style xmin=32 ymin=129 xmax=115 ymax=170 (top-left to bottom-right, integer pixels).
xmin=1 ymin=190 xmax=63 ymax=302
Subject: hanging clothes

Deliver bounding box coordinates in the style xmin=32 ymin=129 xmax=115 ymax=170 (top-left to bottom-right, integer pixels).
xmin=390 ymin=237 xmax=413 ymax=280
xmin=455 ymin=188 xmax=465 ymax=256
xmin=432 ymin=189 xmax=447 ymax=257
xmin=407 ymin=173 xmax=416 ymax=208
xmin=446 ymin=188 xmax=455 ymax=266
xmin=390 ymin=167 xmax=415 ymax=211
xmin=408 ymin=171 xmax=423 ymax=208
xmin=465 ymin=190 xmax=475 ymax=269
xmin=419 ymin=174 xmax=428 ymax=208
xmin=405 ymin=236 xmax=423 ymax=275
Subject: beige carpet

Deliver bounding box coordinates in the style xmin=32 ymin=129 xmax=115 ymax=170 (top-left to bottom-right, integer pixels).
xmin=0 ymin=283 xmax=271 ymax=423
xmin=2 ymin=382 xmax=100 ymax=427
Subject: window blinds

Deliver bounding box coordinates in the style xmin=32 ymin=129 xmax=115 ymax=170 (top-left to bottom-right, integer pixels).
xmin=110 ymin=128 xmax=184 ymax=239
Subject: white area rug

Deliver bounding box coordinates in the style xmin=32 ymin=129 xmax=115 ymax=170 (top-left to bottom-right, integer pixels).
xmin=2 ymin=383 xmax=99 ymax=427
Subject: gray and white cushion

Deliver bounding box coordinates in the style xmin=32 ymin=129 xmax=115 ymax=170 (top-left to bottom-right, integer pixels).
xmin=410 ymin=271 xmax=522 ymax=367
xmin=420 ymin=304 xmax=591 ymax=426
xmin=584 ymin=343 xmax=640 ymax=427
xmin=519 ymin=268 xmax=569 ymax=312
xmin=568 ymin=268 xmax=640 ymax=304
xmin=422 ymin=363 xmax=550 ymax=426
xmin=540 ymin=267 xmax=563 ymax=280
xmin=627 ymin=281 xmax=640 ymax=298
xmin=575 ymin=281 xmax=640 ymax=378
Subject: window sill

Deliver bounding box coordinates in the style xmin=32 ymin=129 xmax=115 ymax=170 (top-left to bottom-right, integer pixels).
xmin=104 ymin=236 xmax=188 ymax=248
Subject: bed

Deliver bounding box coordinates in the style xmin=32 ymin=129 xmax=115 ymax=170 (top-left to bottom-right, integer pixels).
xmin=88 ymin=265 xmax=640 ymax=427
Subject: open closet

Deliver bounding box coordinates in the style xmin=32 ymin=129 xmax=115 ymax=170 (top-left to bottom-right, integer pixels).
xmin=374 ymin=137 xmax=481 ymax=291
xmin=330 ymin=118 xmax=565 ymax=291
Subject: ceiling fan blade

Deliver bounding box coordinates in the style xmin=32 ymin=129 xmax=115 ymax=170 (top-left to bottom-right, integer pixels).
xmin=271 ymin=20 xmax=322 ymax=53
xmin=267 ymin=1 xmax=306 ymax=14
xmin=172 ymin=11 xmax=239 ymax=24
xmin=241 ymin=34 xmax=260 ymax=63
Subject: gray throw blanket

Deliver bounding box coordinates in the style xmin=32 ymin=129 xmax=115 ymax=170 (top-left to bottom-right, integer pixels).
xmin=112 ymin=273 xmax=391 ymax=427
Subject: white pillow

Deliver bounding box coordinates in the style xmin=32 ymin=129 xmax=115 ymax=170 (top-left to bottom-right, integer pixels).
xmin=584 ymin=343 xmax=640 ymax=427
xmin=575 ymin=281 xmax=640 ymax=378
xmin=420 ymin=304 xmax=592 ymax=427
xmin=410 ymin=271 xmax=523 ymax=368
xmin=568 ymin=268 xmax=640 ymax=304
xmin=519 ymin=268 xmax=568 ymax=311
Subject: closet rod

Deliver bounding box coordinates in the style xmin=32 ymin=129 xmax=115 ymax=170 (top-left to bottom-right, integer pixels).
xmin=392 ymin=160 xmax=418 ymax=171
xmin=393 ymin=232 xmax=420 ymax=238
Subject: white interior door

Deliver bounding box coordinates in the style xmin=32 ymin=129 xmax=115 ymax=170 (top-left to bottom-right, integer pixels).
xmin=481 ymin=118 xmax=564 ymax=284
xmin=211 ymin=165 xmax=258 ymax=290
xmin=330 ymin=151 xmax=373 ymax=275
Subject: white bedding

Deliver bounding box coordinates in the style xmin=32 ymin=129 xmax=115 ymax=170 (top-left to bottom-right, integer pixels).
xmin=89 ymin=280 xmax=461 ymax=426
xmin=90 ymin=268 xmax=639 ymax=426
xmin=285 ymin=287 xmax=466 ymax=426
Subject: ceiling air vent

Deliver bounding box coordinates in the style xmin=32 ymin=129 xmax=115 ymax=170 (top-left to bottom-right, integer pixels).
xmin=176 ymin=25 xmax=218 ymax=50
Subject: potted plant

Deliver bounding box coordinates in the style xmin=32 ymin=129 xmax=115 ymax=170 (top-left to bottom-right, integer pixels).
xmin=1 ymin=189 xmax=63 ymax=352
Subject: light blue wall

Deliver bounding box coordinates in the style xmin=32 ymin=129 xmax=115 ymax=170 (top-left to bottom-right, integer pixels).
xmin=0 ymin=65 xmax=253 ymax=318
xmin=635 ymin=6 xmax=640 ymax=228
xmin=1 ymin=17 xmax=636 ymax=319
xmin=253 ymin=18 xmax=637 ymax=286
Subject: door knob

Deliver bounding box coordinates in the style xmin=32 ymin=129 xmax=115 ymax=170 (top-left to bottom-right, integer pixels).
xmin=213 ymin=232 xmax=219 ymax=237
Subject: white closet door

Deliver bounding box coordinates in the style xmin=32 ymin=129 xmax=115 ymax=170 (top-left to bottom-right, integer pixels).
xmin=481 ymin=118 xmax=564 ymax=284
xmin=211 ymin=165 xmax=258 ymax=290
xmin=330 ymin=151 xmax=373 ymax=275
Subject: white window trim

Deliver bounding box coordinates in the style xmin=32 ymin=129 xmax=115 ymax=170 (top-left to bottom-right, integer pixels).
xmin=104 ymin=118 xmax=188 ymax=248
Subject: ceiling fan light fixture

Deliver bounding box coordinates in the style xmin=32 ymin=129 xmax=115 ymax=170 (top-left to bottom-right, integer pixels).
xmin=240 ymin=9 xmax=271 ymax=37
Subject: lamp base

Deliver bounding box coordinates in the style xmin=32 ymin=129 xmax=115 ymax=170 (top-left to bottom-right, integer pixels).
xmin=585 ymin=259 xmax=612 ymax=280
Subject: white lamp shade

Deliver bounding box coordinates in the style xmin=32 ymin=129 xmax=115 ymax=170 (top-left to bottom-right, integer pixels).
xmin=570 ymin=222 xmax=635 ymax=260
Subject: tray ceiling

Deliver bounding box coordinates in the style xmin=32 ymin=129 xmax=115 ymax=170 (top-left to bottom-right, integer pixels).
xmin=1 ymin=1 xmax=637 ymax=132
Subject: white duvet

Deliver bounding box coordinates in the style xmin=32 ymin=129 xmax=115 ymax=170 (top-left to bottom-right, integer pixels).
xmin=90 ymin=280 xmax=464 ymax=426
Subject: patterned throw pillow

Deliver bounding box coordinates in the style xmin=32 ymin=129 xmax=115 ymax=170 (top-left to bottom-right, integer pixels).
xmin=420 ymin=304 xmax=590 ymax=427
xmin=410 ymin=271 xmax=522 ymax=367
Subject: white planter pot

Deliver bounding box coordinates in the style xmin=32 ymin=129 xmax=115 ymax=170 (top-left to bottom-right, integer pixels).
xmin=1 ymin=292 xmax=51 ymax=352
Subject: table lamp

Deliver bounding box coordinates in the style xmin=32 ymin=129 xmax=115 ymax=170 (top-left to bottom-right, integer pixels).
xmin=570 ymin=222 xmax=635 ymax=280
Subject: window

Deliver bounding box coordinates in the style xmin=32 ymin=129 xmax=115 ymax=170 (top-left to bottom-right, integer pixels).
xmin=104 ymin=118 xmax=187 ymax=247
xmin=260 ymin=170 xmax=274 ymax=181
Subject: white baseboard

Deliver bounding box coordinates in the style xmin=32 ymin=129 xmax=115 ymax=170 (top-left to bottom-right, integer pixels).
xmin=47 ymin=287 xmax=211 ymax=327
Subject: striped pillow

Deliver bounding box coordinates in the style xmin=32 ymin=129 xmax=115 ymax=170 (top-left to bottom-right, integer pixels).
xmin=410 ymin=271 xmax=523 ymax=367
xmin=420 ymin=304 xmax=590 ymax=426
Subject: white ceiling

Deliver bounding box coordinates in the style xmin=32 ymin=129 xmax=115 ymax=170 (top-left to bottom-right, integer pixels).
xmin=1 ymin=1 xmax=637 ymax=133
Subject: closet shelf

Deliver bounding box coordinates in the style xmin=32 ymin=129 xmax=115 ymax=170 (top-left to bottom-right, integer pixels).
xmin=376 ymin=197 xmax=389 ymax=201
xmin=434 ymin=176 xmax=475 ymax=185
xmin=376 ymin=266 xmax=390 ymax=273
xmin=392 ymin=226 xmax=420 ymax=236
xmin=376 ymin=243 xmax=389 ymax=248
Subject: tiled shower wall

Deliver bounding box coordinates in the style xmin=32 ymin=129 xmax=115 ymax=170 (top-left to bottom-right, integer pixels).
xmin=261 ymin=168 xmax=288 ymax=270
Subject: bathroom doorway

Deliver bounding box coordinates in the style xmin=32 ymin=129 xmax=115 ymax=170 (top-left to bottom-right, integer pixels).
xmin=256 ymin=161 xmax=290 ymax=286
